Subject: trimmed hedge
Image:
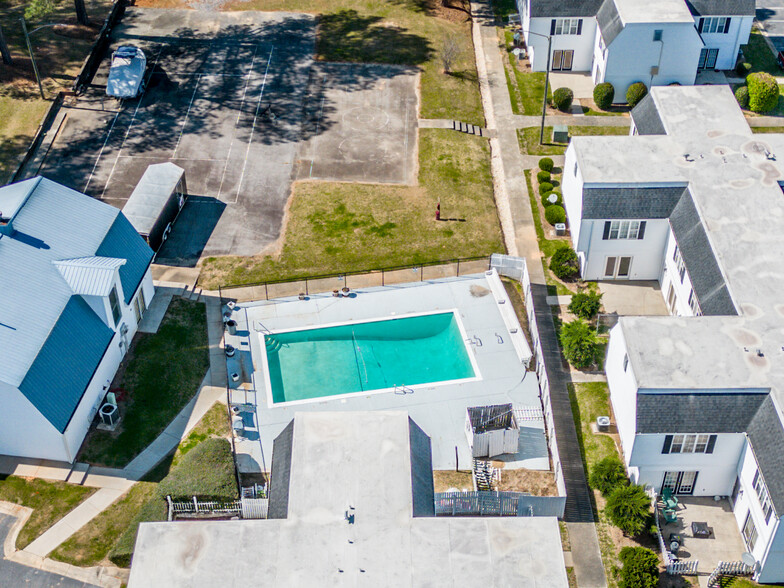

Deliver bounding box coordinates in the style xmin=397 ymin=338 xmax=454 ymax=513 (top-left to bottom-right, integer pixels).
xmin=589 ymin=455 xmax=628 ymax=496
xmin=559 ymin=319 xmax=598 ymax=368
xmin=606 ymin=484 xmax=651 ymax=536
xmin=544 ymin=205 xmax=566 ymax=225
xmin=735 ymin=85 xmax=750 ymax=109
xmin=568 ymin=290 xmax=602 ymax=320
xmin=539 ymin=157 xmax=554 ymax=172
xmin=542 ymin=190 xmax=562 ymax=206
xmin=593 ymin=82 xmax=614 ymax=110
xmin=626 ymin=82 xmax=648 ymax=107
xmin=538 ymin=181 xmax=553 ymax=195
xmin=552 ymin=87 xmax=574 ymax=112
xmin=747 ymin=72 xmax=779 ymax=113
xmin=536 ymin=170 xmax=551 ymax=184
xmin=617 ymin=547 xmax=659 ymax=588
xmin=158 ymin=438 xmax=236 ymax=501
xmin=549 ymin=245 xmax=579 ymax=280
xmin=108 ymin=496 xmax=167 ymax=567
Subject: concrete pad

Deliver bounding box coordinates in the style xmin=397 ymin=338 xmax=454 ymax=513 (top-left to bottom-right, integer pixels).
xmin=136 ymin=288 xmax=174 ymax=333
xmin=66 ymin=463 xmax=90 ymax=485
xmin=151 ymin=265 xmax=200 ymax=286
xmin=566 ymin=522 xmax=608 ymax=588
xmin=597 ymin=280 xmax=669 ymax=316
xmin=549 ymin=72 xmax=595 ymax=99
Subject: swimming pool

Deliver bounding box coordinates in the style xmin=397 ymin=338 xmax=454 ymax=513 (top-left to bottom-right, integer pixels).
xmin=263 ymin=311 xmax=477 ymax=404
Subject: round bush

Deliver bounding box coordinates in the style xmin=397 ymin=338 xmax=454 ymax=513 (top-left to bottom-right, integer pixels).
xmin=545 ymin=205 xmax=566 ymax=225
xmin=747 ymin=72 xmax=779 ymax=113
xmin=549 ymin=245 xmax=579 ymax=281
xmin=593 ymin=82 xmax=614 ymax=110
xmin=539 ymin=157 xmax=554 ymax=172
xmin=559 ymin=318 xmax=598 ymax=367
xmin=538 ymin=181 xmax=553 ymax=195
xmin=536 ymin=170 xmax=551 ymax=184
xmin=626 ymin=82 xmax=648 ymax=107
xmin=552 ymin=87 xmax=574 ymax=112
xmin=736 ymin=61 xmax=752 ymax=77
xmin=542 ymin=190 xmax=562 ymax=206
xmin=735 ymin=85 xmax=749 ymax=109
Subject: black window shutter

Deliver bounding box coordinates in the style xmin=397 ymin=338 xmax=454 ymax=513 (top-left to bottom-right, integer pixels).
xmin=603 ymin=221 xmax=611 ymax=240
xmin=662 ymin=435 xmax=673 ymax=454
xmin=577 ymin=19 xmax=583 ymax=35
xmin=698 ymin=18 xmax=704 ymax=33
xmin=706 ymin=434 xmax=717 ymax=453
xmin=724 ymin=18 xmax=731 ymax=33
xmin=766 ymin=505 xmax=773 ymax=524
xmin=638 ymin=221 xmax=646 ymax=240
xmin=551 ymin=19 xmax=556 ymax=35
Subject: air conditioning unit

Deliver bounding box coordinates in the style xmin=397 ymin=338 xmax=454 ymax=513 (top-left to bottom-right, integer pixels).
xmin=100 ymin=403 xmax=119 ymax=426
xmin=597 ymin=416 xmax=611 ymax=432
xmin=555 ymin=223 xmax=567 ymax=236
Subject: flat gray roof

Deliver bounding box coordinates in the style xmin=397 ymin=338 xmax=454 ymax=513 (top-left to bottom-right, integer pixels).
xmin=122 ymin=162 xmax=183 ymax=235
xmin=614 ymin=0 xmax=694 ymax=23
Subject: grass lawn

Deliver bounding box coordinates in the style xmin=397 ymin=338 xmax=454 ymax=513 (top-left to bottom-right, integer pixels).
xmin=566 ymin=382 xmax=617 ymax=480
xmin=751 ymin=126 xmax=784 ymax=133
xmin=137 ymin=0 xmax=483 ymax=125
xmin=518 ymin=126 xmax=629 ymax=156
xmin=78 ymin=299 xmax=209 ymax=467
xmin=433 ymin=470 xmax=473 ymax=492
xmin=741 ymin=29 xmax=781 ymax=76
xmin=0 ymin=97 xmax=48 ymax=183
xmin=199 ymin=129 xmax=503 ymax=288
xmin=0 ymin=476 xmax=96 ymax=550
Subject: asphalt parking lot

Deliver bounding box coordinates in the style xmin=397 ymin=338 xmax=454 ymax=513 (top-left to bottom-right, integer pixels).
xmin=757 ymin=0 xmax=784 ymax=51
xmin=27 ymin=8 xmax=420 ymax=268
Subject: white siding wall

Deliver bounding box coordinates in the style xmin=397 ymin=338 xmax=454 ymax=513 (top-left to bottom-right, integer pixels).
xmin=576 ymin=218 xmax=669 ymax=280
xmin=606 ymin=324 xmax=638 ymax=467
xmin=0 ymin=380 xmax=68 ymax=461
xmin=525 ymin=17 xmax=597 ymax=72
xmin=661 ymin=228 xmax=699 ymax=316
xmin=604 ymin=23 xmax=703 ymax=102
xmin=562 ymin=144 xmax=584 ymax=255
xmin=696 ymin=15 xmax=752 ymax=70
xmin=757 ymin=518 xmax=784 ymax=584
xmin=630 ymin=431 xmax=744 ymax=495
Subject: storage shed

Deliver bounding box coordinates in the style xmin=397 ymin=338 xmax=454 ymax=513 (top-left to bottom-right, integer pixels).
xmin=465 ymin=404 xmax=520 ymax=458
xmin=123 ymin=163 xmax=187 ymax=253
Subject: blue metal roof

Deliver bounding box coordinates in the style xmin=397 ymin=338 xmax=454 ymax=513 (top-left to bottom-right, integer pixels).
xmin=19 ymin=296 xmax=114 ymax=433
xmin=96 ymin=213 xmax=154 ymax=304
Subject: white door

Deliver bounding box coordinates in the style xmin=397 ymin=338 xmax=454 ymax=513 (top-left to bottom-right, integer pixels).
xmin=488 ymin=430 xmax=505 ymax=457
xmin=603 ymin=256 xmax=633 ymax=279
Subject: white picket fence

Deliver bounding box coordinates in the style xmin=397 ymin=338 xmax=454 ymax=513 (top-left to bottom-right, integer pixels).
xmin=166 ymin=496 xmax=268 ymax=520
xmin=652 ymin=498 xmax=699 ymax=575
xmin=707 ymin=561 xmax=754 ymax=588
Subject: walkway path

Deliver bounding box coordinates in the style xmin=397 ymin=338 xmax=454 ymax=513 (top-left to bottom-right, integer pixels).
xmin=472 ymin=1 xmax=607 ymax=585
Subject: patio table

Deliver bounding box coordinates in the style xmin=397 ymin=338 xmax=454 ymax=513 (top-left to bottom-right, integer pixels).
xmin=691 ymin=521 xmax=711 ymax=538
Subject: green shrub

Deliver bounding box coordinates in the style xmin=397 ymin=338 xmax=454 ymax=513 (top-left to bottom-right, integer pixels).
xmin=736 ymin=61 xmax=752 ymax=77
xmin=617 ymin=547 xmax=659 ymax=588
xmin=539 ymin=157 xmax=554 ymax=172
xmin=593 ymin=82 xmax=614 ymax=110
xmin=747 ymin=72 xmax=780 ymax=113
xmin=544 ymin=205 xmax=566 ymax=225
xmin=606 ymin=485 xmax=651 ymax=536
xmin=536 ymin=170 xmax=551 ymax=184
xmin=538 ymin=181 xmax=553 ymax=195
xmin=568 ymin=290 xmax=603 ymax=320
xmin=735 ymin=85 xmax=750 ymax=109
xmin=157 ymin=438 xmax=237 ymax=502
xmin=549 ymin=246 xmax=579 ymax=281
xmin=559 ymin=319 xmax=598 ymax=368
xmin=589 ymin=455 xmax=628 ymax=496
xmin=626 ymin=82 xmax=648 ymax=107
xmin=552 ymin=87 xmax=574 ymax=112
xmin=542 ymin=190 xmax=562 ymax=206
xmin=108 ymin=496 xmax=167 ymax=567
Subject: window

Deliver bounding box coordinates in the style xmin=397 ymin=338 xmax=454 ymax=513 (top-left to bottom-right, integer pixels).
xmin=598 ymin=34 xmax=606 ymax=53
xmin=109 ymin=286 xmax=121 ymax=327
xmin=574 ymin=162 xmax=578 ymax=176
xmin=604 ymin=220 xmax=646 ymax=240
xmin=688 ymin=289 xmax=701 ymax=316
xmin=700 ymin=17 xmax=730 ymax=34
xmin=743 ymin=511 xmax=758 ymax=551
xmin=662 ymin=434 xmax=716 ymax=454
xmin=623 ymin=354 xmax=629 ymax=372
xmin=673 ymin=244 xmax=686 ymax=283
xmin=753 ymin=470 xmax=775 ymax=524
xmin=552 ymin=18 xmax=582 ymax=35
xmin=653 ymin=30 xmax=662 ymax=41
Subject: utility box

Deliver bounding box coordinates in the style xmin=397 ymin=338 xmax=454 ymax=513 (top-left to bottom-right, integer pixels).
xmin=552 ymin=125 xmax=569 ymax=144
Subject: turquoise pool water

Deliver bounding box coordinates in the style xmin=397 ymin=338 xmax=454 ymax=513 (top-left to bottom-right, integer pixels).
xmin=264 ymin=312 xmax=475 ymax=404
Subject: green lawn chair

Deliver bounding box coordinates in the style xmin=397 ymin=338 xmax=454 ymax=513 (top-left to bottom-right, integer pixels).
xmin=663 ymin=508 xmax=678 ymax=524
xmin=662 ymin=487 xmax=679 ymax=510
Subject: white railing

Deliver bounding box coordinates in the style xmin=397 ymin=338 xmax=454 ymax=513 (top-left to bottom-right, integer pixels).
xmin=241 ymin=497 xmax=269 ymax=519
xmin=707 ymin=561 xmax=754 ymax=587
xmin=668 ymin=559 xmax=699 ymax=575
xmin=166 ymin=496 xmax=269 ymax=520
xmin=434 ymin=491 xmax=566 ymax=518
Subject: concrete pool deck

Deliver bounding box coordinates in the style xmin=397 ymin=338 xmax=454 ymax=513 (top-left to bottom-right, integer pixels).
xmin=222 ymin=270 xmax=549 ymax=473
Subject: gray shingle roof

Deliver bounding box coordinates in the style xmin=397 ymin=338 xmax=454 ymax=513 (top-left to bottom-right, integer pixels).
xmin=631 ymin=94 xmax=667 ymax=135
xmin=268 ymin=420 xmax=294 ymax=519
xmin=747 ymin=396 xmax=784 ymax=515
xmin=530 ymin=0 xmax=604 ymax=18
xmin=669 ymin=191 xmax=737 ymax=316
xmin=636 ymin=391 xmax=768 ymax=434
xmin=582 ymin=187 xmax=686 ymax=219
xmin=597 ymin=0 xmax=624 ymax=46
xmin=685 ymin=0 xmax=754 ymax=16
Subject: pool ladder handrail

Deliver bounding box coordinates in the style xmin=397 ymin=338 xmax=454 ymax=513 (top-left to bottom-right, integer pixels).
xmin=394 ymin=385 xmax=414 ymax=395
xmin=466 ymin=335 xmax=483 ymax=347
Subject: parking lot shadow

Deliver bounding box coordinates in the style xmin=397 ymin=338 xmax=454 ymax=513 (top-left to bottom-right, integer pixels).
xmin=155 ymin=196 xmax=226 ymax=267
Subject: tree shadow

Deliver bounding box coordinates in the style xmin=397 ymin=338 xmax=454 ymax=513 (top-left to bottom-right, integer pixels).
xmin=447 ymin=69 xmax=478 ymax=83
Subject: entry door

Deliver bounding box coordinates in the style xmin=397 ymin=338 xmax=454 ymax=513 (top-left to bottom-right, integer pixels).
xmin=698 ymin=48 xmax=719 ymax=70
xmin=562 ymin=50 xmax=574 ymax=71
xmin=552 ymin=50 xmax=563 ymax=71
xmin=662 ymin=471 xmax=698 ymax=495
xmin=603 ymin=256 xmax=632 ymax=279
xmin=551 ymin=50 xmax=574 ymax=71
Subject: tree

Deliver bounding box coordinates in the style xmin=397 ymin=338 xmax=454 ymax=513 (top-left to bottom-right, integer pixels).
xmin=24 ymin=0 xmax=56 ymax=22
xmin=74 ymin=0 xmax=89 ymax=25
xmin=559 ymin=319 xmax=599 ymax=369
xmin=617 ymin=547 xmax=659 ymax=588
xmin=605 ymin=485 xmax=651 ymax=536
xmin=747 ymin=72 xmax=779 ymax=113
xmin=589 ymin=455 xmax=628 ymax=496
xmin=441 ymin=35 xmax=461 ymax=74
xmin=0 ymin=25 xmax=12 ymax=65
xmin=568 ymin=290 xmax=602 ymax=320
xmin=549 ymin=245 xmax=579 ymax=280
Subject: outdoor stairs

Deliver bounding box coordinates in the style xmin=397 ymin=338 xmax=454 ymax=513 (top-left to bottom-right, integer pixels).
xmin=180 ymin=284 xmax=202 ymax=302
xmin=706 ymin=561 xmax=754 ymax=588
xmin=473 ymin=459 xmax=497 ymax=491
xmin=452 ymin=120 xmax=485 ymax=136
xmin=265 ymin=336 xmax=283 ymax=353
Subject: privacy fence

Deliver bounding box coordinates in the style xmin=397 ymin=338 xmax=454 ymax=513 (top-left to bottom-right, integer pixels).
xmin=434 ymin=491 xmax=566 ymax=518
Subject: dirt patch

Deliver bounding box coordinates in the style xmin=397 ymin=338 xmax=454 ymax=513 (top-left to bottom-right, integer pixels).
xmin=52 ymin=23 xmax=100 ymax=40
xmin=433 ymin=470 xmax=473 ymax=492
xmin=426 ymin=0 xmax=472 ymax=23
xmin=493 ymin=468 xmax=558 ymax=496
